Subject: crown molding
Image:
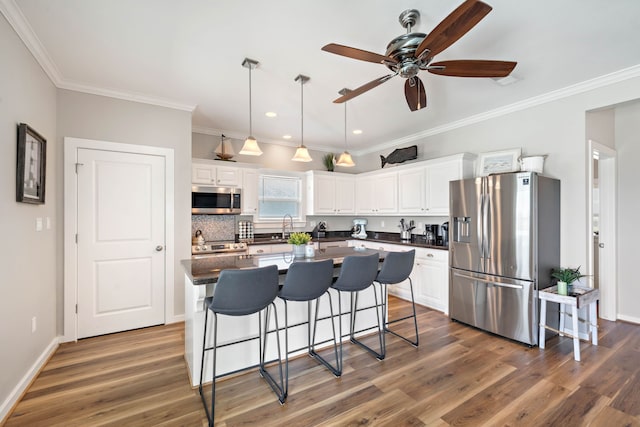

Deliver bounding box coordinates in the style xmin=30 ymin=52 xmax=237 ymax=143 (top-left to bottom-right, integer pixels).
xmin=355 ymin=64 xmax=640 ymax=156
xmin=1 ymin=0 xmax=195 ymax=112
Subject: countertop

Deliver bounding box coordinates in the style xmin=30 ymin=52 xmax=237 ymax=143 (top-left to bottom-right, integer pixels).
xmin=246 ymin=231 xmax=449 ymax=251
xmin=182 ymin=246 xmax=385 ymax=286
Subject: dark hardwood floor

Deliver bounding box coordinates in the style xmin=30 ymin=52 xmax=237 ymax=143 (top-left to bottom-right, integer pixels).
xmin=5 ymin=296 xmax=640 ymax=426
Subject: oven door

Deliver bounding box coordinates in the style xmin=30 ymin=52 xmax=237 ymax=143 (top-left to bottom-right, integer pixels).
xmin=192 ymin=186 xmax=241 ymax=214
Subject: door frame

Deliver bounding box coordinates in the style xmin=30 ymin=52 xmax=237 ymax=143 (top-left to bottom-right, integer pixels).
xmin=63 ymin=137 xmax=175 ymax=342
xmin=586 ymin=139 xmax=617 ymax=321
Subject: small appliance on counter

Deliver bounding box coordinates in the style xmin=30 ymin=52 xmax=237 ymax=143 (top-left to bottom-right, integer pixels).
xmin=424 ymin=224 xmax=438 ymax=245
xmin=192 ymin=229 xmax=205 ymax=245
xmin=311 ymin=221 xmax=327 ymax=238
xmin=351 ymin=218 xmax=368 ymax=239
xmin=439 ymin=221 xmax=449 ymax=247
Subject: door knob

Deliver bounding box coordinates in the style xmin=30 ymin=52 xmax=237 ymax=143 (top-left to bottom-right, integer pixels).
xmin=156 ymin=245 xmax=164 ymax=251
xmin=598 ymin=243 xmax=604 ymax=248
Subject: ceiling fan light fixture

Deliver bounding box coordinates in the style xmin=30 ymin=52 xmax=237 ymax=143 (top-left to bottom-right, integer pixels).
xmin=291 ymin=74 xmax=312 ymax=162
xmin=239 ymin=58 xmax=263 ymax=156
xmin=239 ymin=136 xmax=262 ymax=156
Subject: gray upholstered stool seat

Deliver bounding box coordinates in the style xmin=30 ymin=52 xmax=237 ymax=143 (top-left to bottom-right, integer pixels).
xmin=278 ymin=258 xmax=340 ymax=397
xmin=199 ymin=265 xmax=285 ymax=427
xmin=375 ymin=249 xmax=418 ymax=349
xmin=331 ymin=253 xmax=384 ymax=365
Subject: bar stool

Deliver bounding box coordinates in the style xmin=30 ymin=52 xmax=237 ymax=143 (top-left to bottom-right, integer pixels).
xmin=277 ymin=259 xmax=340 ymax=398
xmin=332 ymin=253 xmax=384 ymax=366
xmin=375 ymin=250 xmax=418 ymax=348
xmin=199 ymin=265 xmax=285 ymax=427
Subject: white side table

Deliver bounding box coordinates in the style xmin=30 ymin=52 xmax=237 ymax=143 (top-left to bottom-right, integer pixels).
xmin=538 ymin=284 xmax=599 ymax=361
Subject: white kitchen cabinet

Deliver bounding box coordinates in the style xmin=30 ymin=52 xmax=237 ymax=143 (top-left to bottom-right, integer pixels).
xmin=192 ymin=162 xmax=240 ymax=186
xmin=241 ymin=168 xmax=259 ymax=214
xmin=355 ymin=171 xmax=397 ymax=215
xmin=397 ymin=154 xmax=475 ymax=216
xmin=412 ymin=248 xmax=449 ymax=314
xmin=348 ymin=240 xmax=449 ymax=314
xmin=306 ymin=171 xmax=355 ymax=215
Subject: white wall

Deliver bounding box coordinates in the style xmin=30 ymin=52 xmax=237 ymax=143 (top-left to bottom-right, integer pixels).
xmin=192 ymin=132 xmax=358 ymax=174
xmin=0 ymin=14 xmax=58 ymax=418
xmin=57 ymin=90 xmax=192 ymax=322
xmin=614 ymin=101 xmax=640 ymax=321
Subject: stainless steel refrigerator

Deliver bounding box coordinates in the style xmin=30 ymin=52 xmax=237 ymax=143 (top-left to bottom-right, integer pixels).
xmin=449 ymin=172 xmax=560 ymax=345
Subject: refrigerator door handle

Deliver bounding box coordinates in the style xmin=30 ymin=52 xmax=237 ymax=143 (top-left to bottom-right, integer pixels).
xmin=484 ymin=191 xmax=491 ymax=260
xmin=451 ymin=270 xmax=527 ymax=290
xmin=478 ymin=193 xmax=485 ymax=260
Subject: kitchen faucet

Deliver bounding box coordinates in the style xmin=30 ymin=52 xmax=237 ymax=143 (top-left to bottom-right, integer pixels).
xmin=282 ymin=214 xmax=294 ymax=239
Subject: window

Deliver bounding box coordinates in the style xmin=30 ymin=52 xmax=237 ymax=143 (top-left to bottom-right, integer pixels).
xmin=258 ymin=174 xmax=303 ymax=220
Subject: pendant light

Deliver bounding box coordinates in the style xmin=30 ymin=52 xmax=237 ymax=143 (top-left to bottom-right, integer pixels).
xmin=239 ymin=58 xmax=263 ymax=156
xmin=335 ymin=88 xmax=355 ymax=167
xmin=291 ymin=74 xmax=312 ymax=162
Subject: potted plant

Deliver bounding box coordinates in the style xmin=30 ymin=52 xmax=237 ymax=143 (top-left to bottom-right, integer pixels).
xmin=551 ymin=266 xmax=586 ymax=295
xmin=287 ymin=232 xmax=312 ymax=257
xmin=323 ymin=153 xmax=335 ymax=172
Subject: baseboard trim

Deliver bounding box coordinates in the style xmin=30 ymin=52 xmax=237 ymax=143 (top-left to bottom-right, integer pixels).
xmin=168 ymin=314 xmax=185 ymax=324
xmin=0 ymin=337 xmax=59 ymax=423
xmin=617 ymin=314 xmax=640 ymax=325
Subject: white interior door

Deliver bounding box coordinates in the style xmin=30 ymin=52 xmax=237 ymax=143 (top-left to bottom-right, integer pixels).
xmin=76 ymin=148 xmax=166 ymax=338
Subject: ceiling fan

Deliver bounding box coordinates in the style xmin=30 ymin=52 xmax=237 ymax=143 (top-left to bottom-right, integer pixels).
xmin=322 ymin=0 xmax=517 ymax=111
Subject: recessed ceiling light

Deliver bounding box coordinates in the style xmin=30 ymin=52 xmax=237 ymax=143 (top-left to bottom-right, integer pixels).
xmin=283 ymin=134 xmax=292 ymax=139
xmin=265 ymin=112 xmax=277 ymax=118
xmin=352 ymin=129 xmax=363 ymax=135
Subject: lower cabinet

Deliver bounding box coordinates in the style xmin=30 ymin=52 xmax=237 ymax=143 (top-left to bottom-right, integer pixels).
xmin=348 ymin=240 xmax=449 ymax=314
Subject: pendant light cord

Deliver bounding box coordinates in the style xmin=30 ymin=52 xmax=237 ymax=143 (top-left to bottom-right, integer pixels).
xmin=248 ymin=65 xmax=253 ymax=136
xmin=300 ymin=78 xmax=304 ymax=147
xmin=344 ymin=102 xmax=348 ymax=151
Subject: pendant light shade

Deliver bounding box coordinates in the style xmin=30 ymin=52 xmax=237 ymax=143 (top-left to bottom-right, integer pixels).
xmin=335 ymin=88 xmax=355 ymax=167
xmin=239 ymin=58 xmax=263 ymax=156
xmin=291 ymin=74 xmax=312 ymax=162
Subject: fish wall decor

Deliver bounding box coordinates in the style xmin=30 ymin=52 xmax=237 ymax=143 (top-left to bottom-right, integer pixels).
xmin=380 ymin=145 xmax=417 ymax=168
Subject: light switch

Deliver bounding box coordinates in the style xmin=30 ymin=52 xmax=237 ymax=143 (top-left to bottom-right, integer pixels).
xmin=36 ymin=217 xmax=43 ymax=232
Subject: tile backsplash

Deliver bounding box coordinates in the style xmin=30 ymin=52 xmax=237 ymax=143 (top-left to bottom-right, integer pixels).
xmin=191 ymin=215 xmax=235 ymax=241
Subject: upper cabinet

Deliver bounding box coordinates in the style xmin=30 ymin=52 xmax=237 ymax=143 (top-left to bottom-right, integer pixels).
xmin=192 ymin=161 xmax=240 ymax=186
xmin=356 ymin=171 xmax=398 ymax=215
xmin=306 ymin=171 xmax=355 ymax=215
xmin=397 ymin=154 xmax=475 ymax=216
xmin=241 ymin=169 xmax=259 ymax=214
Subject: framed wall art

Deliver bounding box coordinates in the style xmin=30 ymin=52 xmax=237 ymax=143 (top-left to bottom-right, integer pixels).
xmin=477 ymin=148 xmax=521 ymax=176
xmin=16 ymin=123 xmax=47 ymax=204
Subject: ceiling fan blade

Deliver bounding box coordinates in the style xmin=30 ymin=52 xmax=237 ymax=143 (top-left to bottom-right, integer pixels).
xmin=428 ymin=60 xmax=517 ymax=77
xmin=415 ymin=0 xmax=492 ymax=59
xmin=404 ymin=77 xmax=427 ymax=111
xmin=322 ymin=43 xmax=397 ymax=65
xmin=333 ymin=74 xmax=396 ymax=103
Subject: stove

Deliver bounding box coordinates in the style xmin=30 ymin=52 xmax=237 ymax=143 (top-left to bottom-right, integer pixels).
xmin=191 ymin=240 xmax=248 ymax=257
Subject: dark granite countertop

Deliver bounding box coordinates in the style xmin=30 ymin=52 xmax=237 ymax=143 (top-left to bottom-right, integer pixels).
xmin=245 ymin=231 xmax=448 ymax=251
xmin=182 ymin=246 xmax=385 ymax=286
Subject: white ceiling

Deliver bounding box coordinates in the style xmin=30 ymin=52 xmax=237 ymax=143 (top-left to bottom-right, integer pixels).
xmin=5 ymin=0 xmax=640 ymax=154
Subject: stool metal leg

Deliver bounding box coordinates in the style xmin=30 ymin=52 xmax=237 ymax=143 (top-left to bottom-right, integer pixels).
xmin=381 ymin=280 xmax=419 ymax=347
xmin=309 ymin=291 xmax=341 ymax=376
xmin=350 ymin=287 xmax=385 ymax=360
xmin=259 ymin=303 xmax=286 ymax=403
xmin=198 ymin=308 xmax=217 ymax=427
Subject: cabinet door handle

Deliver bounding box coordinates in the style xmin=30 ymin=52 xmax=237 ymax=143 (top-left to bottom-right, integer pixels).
xmin=257 ymin=249 xmax=264 ymax=253
xmin=427 ymin=253 xmax=434 ymax=258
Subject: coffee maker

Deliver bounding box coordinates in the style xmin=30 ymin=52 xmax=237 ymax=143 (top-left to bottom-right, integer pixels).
xmin=351 ymin=218 xmax=368 ymax=239
xmin=439 ymin=221 xmax=449 ymax=247
xmin=424 ymin=224 xmax=439 ymax=245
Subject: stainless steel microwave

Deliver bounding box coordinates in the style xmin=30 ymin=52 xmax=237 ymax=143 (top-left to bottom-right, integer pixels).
xmin=192 ymin=186 xmax=241 ymax=214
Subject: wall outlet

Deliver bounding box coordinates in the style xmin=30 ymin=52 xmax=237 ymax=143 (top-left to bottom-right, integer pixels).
xmin=309 ymin=220 xmax=316 ymax=227
xmin=381 ymin=221 xmax=385 ymax=228
xmin=46 ymin=217 xmax=51 ymax=229
xmin=32 ymin=317 xmax=37 ymax=333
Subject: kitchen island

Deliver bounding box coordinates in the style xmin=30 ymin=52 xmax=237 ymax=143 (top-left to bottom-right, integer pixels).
xmin=182 ymin=246 xmax=386 ymax=387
